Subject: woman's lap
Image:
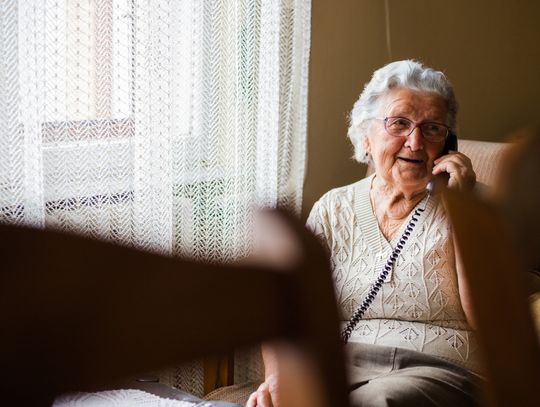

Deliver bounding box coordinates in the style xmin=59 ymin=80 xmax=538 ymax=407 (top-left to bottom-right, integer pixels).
xmin=346 ymin=342 xmax=481 ymax=407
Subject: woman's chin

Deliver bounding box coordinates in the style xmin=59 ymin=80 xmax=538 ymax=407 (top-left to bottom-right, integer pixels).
xmin=394 ymin=174 xmax=430 ymax=192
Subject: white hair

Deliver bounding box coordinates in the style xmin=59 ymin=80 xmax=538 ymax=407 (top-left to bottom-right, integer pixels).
xmin=348 ymin=60 xmax=458 ymax=163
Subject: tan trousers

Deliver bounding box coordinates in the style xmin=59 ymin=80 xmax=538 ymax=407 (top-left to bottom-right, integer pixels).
xmin=346 ymin=343 xmax=482 ymax=407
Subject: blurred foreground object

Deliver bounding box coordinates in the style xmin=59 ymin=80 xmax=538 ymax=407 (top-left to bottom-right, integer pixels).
xmin=443 ymin=127 xmax=540 ymax=407
xmin=0 ymin=210 xmax=349 ymax=407
xmin=496 ymin=126 xmax=540 ymax=279
xmin=498 ymin=126 xmax=540 ymax=339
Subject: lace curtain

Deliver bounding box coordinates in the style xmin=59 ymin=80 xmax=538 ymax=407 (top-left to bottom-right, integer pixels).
xmin=0 ymin=0 xmax=311 ymax=396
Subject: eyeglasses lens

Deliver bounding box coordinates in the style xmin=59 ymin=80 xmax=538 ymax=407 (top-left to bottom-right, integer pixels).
xmin=385 ymin=118 xmax=447 ymax=142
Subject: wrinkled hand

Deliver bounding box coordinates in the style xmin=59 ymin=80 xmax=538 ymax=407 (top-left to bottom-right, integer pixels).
xmin=246 ymin=374 xmax=280 ymax=407
xmin=432 ymin=151 xmax=476 ymax=191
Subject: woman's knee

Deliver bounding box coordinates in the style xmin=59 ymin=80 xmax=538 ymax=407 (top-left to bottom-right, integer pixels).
xmin=349 ymin=374 xmax=476 ymax=407
xmin=349 ymin=380 xmax=404 ymax=407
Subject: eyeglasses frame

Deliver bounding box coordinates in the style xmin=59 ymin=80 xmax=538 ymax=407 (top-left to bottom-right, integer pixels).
xmin=380 ymin=116 xmax=450 ymax=143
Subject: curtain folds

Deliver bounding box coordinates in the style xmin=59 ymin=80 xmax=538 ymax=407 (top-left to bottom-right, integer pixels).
xmin=0 ymin=0 xmax=311 ymax=396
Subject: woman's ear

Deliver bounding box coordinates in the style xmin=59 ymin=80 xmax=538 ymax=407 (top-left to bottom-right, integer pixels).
xmin=362 ymin=135 xmax=371 ymax=156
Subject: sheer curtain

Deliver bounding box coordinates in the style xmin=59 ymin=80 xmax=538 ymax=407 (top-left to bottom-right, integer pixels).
xmin=0 ymin=0 xmax=310 ymax=396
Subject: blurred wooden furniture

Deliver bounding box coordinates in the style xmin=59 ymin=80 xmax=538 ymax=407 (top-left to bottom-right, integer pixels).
xmin=444 ymin=187 xmax=540 ymax=406
xmin=0 ymin=211 xmax=350 ymax=407
xmin=443 ymin=132 xmax=540 ymax=406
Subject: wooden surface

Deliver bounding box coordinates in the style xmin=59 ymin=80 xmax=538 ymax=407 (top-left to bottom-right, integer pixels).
xmin=443 ymin=189 xmax=540 ymax=407
xmin=0 ymin=211 xmax=350 ymax=407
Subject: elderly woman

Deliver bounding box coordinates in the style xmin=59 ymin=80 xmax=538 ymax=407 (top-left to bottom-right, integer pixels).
xmin=248 ymin=60 xmax=482 ymax=407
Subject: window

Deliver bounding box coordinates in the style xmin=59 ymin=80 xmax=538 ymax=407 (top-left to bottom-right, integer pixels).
xmin=1 ymin=0 xmax=311 ymax=393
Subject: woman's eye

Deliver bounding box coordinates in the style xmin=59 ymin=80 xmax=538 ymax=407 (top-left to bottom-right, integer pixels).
xmin=423 ymin=123 xmax=441 ymax=133
xmin=389 ymin=118 xmax=410 ymax=128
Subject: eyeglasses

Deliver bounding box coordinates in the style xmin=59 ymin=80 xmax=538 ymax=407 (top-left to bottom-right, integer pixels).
xmin=381 ymin=116 xmax=450 ymax=142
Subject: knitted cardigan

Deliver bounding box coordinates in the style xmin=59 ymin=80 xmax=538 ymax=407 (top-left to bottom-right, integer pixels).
xmin=306 ymin=175 xmax=482 ymax=374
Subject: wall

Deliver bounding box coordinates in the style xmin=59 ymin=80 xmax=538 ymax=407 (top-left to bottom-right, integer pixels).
xmin=303 ymin=0 xmax=540 ymax=218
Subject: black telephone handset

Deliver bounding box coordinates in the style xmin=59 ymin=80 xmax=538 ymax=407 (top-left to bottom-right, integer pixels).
xmin=342 ymin=133 xmax=459 ymax=343
xmin=427 ymin=132 xmax=458 ymax=193
xmin=443 ymin=131 xmax=458 ymax=155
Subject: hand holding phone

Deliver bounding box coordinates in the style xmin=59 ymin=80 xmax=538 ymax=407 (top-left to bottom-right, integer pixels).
xmin=431 ymin=133 xmax=476 ymax=191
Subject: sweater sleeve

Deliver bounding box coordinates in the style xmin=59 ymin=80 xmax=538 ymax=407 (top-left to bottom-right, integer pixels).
xmin=306 ymin=197 xmax=333 ymax=253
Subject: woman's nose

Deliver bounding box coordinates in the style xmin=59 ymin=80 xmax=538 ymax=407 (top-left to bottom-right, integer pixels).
xmin=405 ymin=126 xmax=424 ymax=151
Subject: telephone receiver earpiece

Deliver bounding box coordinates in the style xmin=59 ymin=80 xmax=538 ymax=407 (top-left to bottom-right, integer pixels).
xmin=443 ymin=132 xmax=458 ymax=155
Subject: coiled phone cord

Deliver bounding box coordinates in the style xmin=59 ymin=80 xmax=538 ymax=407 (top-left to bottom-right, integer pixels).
xmin=341 ymin=192 xmax=431 ymax=344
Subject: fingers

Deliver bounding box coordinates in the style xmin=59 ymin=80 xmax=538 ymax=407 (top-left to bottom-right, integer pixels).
xmin=266 ymin=374 xmax=280 ymax=406
xmin=246 ymin=380 xmax=277 ymax=407
xmin=257 ymin=382 xmax=274 ymax=407
xmin=433 ymin=151 xmax=476 ymax=190
xmin=433 ymin=151 xmax=472 ymax=173
xmin=246 ymin=391 xmax=258 ymax=407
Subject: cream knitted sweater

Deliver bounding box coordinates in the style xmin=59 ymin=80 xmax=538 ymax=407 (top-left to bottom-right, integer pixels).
xmin=307 ymin=175 xmax=482 ymax=374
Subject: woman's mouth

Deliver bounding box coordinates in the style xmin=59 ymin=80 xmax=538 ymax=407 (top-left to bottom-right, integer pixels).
xmin=397 ymin=157 xmax=424 ymax=164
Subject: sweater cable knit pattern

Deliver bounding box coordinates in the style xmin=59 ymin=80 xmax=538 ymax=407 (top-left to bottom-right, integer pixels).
xmin=306 ymin=175 xmax=483 ymax=374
